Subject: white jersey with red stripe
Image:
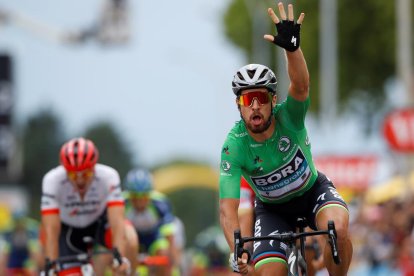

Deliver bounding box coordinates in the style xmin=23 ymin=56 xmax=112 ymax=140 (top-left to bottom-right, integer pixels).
xmin=41 ymin=163 xmax=124 ymax=228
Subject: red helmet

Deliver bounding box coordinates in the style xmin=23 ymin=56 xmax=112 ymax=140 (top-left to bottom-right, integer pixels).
xmin=59 ymin=137 xmax=99 ymax=172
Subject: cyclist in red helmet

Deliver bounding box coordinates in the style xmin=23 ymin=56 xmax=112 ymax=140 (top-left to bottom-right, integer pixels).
xmin=40 ymin=137 xmax=138 ymax=275
xmin=59 ymin=138 xmax=99 ymax=172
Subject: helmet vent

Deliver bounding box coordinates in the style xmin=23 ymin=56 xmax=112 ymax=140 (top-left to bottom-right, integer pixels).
xmin=73 ymin=153 xmax=79 ymax=166
xmin=259 ymin=69 xmax=268 ymax=79
xmin=64 ymin=155 xmax=71 ymax=166
xmin=247 ymin=69 xmax=256 ymax=79
xmin=237 ymin=72 xmax=245 ymax=81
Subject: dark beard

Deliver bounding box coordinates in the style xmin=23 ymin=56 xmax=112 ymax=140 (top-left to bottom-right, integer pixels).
xmin=242 ymin=113 xmax=273 ymax=133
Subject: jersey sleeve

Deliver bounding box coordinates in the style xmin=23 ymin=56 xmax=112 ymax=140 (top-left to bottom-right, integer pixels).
xmin=219 ymin=136 xmax=243 ymax=199
xmin=106 ymin=169 xmax=125 ymax=207
xmin=279 ymin=95 xmax=310 ymax=130
xmin=40 ymin=171 xmax=60 ymax=216
xmin=153 ymin=195 xmax=175 ymax=236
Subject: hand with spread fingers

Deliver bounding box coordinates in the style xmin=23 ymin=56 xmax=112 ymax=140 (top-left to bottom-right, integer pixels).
xmin=264 ymin=2 xmax=305 ymax=52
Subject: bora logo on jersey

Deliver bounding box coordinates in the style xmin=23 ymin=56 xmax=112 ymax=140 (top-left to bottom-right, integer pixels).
xmin=250 ymin=149 xmax=309 ymax=189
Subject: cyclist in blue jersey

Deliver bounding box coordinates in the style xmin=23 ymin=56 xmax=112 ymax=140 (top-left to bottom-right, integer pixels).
xmin=123 ymin=168 xmax=178 ymax=276
xmin=219 ymin=2 xmax=353 ymax=276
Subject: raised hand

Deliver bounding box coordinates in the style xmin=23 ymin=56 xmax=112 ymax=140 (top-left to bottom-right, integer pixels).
xmin=264 ymin=2 xmax=305 ymax=52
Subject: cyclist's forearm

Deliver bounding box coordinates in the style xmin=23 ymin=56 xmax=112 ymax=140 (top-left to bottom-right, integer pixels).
xmin=112 ymin=226 xmax=127 ymax=257
xmin=286 ymin=48 xmax=309 ymax=100
xmin=42 ymin=214 xmax=60 ymax=260
xmin=44 ymin=235 xmax=59 ymax=260
xmin=166 ymin=234 xmax=177 ymax=265
xmin=107 ymin=206 xmax=127 ymax=255
xmin=219 ymin=198 xmax=240 ymax=250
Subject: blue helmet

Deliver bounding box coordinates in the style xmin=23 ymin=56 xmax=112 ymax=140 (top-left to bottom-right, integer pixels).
xmin=123 ymin=168 xmax=153 ymax=193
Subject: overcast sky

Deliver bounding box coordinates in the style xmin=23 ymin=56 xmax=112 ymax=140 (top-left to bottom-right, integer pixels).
xmin=0 ymin=0 xmax=247 ymax=168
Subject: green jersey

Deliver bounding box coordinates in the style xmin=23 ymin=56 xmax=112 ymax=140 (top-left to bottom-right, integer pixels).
xmin=219 ymin=95 xmax=318 ymax=204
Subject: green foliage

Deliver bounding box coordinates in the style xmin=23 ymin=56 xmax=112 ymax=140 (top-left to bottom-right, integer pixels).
xmin=21 ymin=109 xmax=66 ymax=218
xmin=224 ymin=0 xmax=252 ymax=58
xmin=21 ymin=109 xmax=66 ymax=191
xmin=336 ymin=0 xmax=395 ymax=104
xmin=167 ymin=187 xmax=218 ymax=247
xmin=223 ymin=0 xmax=401 ymax=114
xmin=83 ymin=122 xmax=135 ymax=179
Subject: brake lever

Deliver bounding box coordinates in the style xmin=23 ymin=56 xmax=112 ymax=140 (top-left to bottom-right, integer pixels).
xmin=234 ymin=229 xmax=251 ymax=263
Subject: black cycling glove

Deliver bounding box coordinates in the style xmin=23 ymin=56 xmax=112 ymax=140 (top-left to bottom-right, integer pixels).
xmin=272 ymin=20 xmax=301 ymax=52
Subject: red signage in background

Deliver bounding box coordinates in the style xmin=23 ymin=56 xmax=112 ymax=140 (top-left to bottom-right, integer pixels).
xmin=383 ymin=108 xmax=414 ymax=153
xmin=314 ymin=156 xmax=378 ymax=191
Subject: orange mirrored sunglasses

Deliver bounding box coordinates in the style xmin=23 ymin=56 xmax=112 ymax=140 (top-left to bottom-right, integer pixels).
xmin=67 ymin=169 xmax=94 ymax=181
xmin=238 ymin=91 xmax=272 ymax=107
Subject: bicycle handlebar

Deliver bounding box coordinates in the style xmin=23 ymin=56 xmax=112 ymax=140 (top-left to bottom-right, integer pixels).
xmin=111 ymin=247 xmax=124 ymax=267
xmin=44 ymin=247 xmax=123 ymax=274
xmin=234 ymin=220 xmax=341 ymax=265
xmin=327 ymin=221 xmax=341 ymax=264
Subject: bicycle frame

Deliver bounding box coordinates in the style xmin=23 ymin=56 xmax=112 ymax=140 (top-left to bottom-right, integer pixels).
xmin=234 ymin=220 xmax=340 ymax=276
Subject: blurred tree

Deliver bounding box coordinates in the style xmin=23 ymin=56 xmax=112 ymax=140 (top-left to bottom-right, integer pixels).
xmin=83 ymin=121 xmax=134 ymax=179
xmin=224 ymin=0 xmax=253 ymax=59
xmin=168 ymin=187 xmax=218 ymax=247
xmin=21 ymin=109 xmax=66 ymax=217
xmin=223 ymin=0 xmax=399 ymax=116
xmin=335 ymin=0 xmax=396 ymax=128
xmin=151 ymin=160 xmax=220 ymax=247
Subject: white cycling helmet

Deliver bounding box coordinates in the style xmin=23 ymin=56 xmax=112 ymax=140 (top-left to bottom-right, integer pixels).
xmin=232 ymin=64 xmax=277 ymax=95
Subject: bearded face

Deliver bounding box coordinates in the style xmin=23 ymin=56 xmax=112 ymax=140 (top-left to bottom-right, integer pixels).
xmin=238 ymin=89 xmax=275 ymax=134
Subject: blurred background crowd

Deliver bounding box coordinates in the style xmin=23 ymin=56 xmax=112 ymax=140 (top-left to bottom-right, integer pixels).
xmin=0 ymin=0 xmax=413 ymax=275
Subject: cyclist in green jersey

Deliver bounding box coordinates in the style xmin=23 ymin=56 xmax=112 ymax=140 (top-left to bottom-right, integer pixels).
xmin=219 ymin=2 xmax=353 ymax=276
